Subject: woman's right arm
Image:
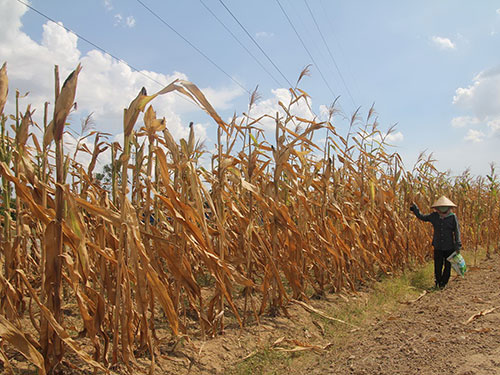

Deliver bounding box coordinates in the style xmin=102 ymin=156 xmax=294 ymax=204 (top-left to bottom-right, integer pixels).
xmin=410 ymin=204 xmax=432 ymax=222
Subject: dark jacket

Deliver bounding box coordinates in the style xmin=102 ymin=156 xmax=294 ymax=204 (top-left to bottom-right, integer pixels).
xmin=411 ymin=207 xmax=462 ymax=252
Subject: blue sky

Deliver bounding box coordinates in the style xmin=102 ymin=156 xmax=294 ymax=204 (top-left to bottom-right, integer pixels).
xmin=1 ymin=0 xmax=500 ymax=176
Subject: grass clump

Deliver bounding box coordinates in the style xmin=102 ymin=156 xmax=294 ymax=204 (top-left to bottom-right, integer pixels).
xmin=409 ymin=261 xmax=434 ymax=290
xmin=227 ymin=348 xmax=291 ymax=375
xmin=328 ymin=264 xmax=434 ymax=329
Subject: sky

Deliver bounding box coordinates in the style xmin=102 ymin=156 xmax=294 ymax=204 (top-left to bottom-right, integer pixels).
xmin=1 ymin=0 xmax=500 ymax=177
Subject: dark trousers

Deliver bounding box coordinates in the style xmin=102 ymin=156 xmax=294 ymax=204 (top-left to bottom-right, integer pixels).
xmin=434 ymin=249 xmax=454 ymax=287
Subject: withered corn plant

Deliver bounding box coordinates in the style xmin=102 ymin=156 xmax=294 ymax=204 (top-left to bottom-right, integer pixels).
xmin=0 ymin=62 xmax=498 ymax=374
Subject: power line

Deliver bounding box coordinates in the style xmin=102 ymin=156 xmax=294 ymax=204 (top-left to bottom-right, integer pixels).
xmin=198 ymin=0 xmax=283 ymax=88
xmin=217 ymin=0 xmax=295 ymax=89
xmin=319 ymin=0 xmax=361 ymax=106
xmin=14 ymin=0 xmax=198 ymax=107
xmin=274 ymin=0 xmax=338 ymax=99
xmin=134 ymin=0 xmax=251 ymax=95
xmin=303 ymin=0 xmax=356 ymax=108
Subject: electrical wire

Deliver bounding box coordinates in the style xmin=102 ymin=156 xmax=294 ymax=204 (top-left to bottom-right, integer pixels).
xmin=134 ymin=0 xmax=251 ymax=95
xmin=217 ymin=0 xmax=295 ymax=89
xmin=303 ymin=0 xmax=356 ymax=108
xmin=274 ymin=0 xmax=337 ymax=99
xmin=198 ymin=0 xmax=283 ymax=88
xmin=319 ymin=0 xmax=361 ymax=106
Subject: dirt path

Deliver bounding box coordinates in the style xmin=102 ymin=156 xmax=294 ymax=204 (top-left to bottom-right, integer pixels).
xmin=306 ymin=253 xmax=500 ymax=375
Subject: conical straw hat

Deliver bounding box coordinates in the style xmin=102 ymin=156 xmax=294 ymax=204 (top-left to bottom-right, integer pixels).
xmin=431 ymin=196 xmax=456 ymax=208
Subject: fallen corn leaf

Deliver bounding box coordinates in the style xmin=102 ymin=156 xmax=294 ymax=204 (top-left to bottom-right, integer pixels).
xmin=464 ymin=307 xmax=498 ymax=325
xmin=467 ymin=327 xmax=492 ymax=333
xmin=238 ymin=350 xmax=258 ymax=362
xmin=401 ymin=290 xmax=427 ymax=304
xmin=272 ymin=336 xmax=286 ymax=347
xmin=272 ymin=338 xmax=333 ymax=353
xmin=291 ymin=299 xmax=359 ymax=329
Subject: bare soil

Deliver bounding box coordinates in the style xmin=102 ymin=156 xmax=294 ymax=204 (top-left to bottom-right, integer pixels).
xmin=3 ymin=252 xmax=500 ymax=375
xmin=312 ymin=253 xmax=500 ymax=375
xmin=162 ymin=252 xmax=500 ymax=375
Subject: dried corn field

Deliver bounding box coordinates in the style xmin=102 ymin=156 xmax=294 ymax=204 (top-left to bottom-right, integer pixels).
xmin=0 ymin=62 xmax=498 ymax=374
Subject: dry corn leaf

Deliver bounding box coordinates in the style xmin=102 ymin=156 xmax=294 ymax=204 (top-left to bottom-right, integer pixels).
xmin=43 ymin=120 xmax=54 ymax=148
xmin=0 ymin=162 xmax=52 ymax=224
xmin=124 ymin=80 xmax=182 ymax=137
xmin=403 ymin=290 xmax=427 ymax=304
xmin=0 ymin=343 xmax=14 ymax=375
xmin=272 ymin=336 xmax=286 ymax=347
xmin=73 ymin=195 xmax=121 ymax=225
xmin=464 ymin=307 xmax=498 ymax=325
xmin=0 ymin=315 xmax=45 ymax=373
xmin=0 ymin=62 xmax=8 ymax=114
xmin=123 ymin=87 xmax=148 ymax=137
xmin=291 ymin=300 xmax=359 ymax=329
xmin=18 ymin=270 xmax=110 ymax=374
xmin=177 ymin=80 xmax=228 ymax=133
xmin=272 ymin=338 xmax=332 ymax=353
xmin=143 ymin=105 xmax=166 ymax=134
xmin=122 ymin=198 xmax=180 ymax=336
xmin=468 ymin=327 xmax=492 ymax=333
xmin=54 ymin=64 xmax=81 ymax=141
xmin=15 ymin=105 xmax=32 ymax=148
xmin=274 ymin=346 xmax=312 ymax=353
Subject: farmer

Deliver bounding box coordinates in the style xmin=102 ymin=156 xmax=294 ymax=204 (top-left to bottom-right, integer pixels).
xmin=410 ymin=196 xmax=462 ymax=289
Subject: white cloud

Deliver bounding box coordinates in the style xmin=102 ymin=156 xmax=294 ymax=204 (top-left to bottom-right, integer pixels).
xmin=453 ymin=67 xmax=500 ymax=119
xmin=126 ymin=16 xmax=136 ymax=28
xmin=385 ymin=131 xmax=404 ymax=144
xmin=451 ymin=116 xmax=481 ymax=128
xmin=0 ymin=17 xmax=81 ymax=112
xmin=0 ymin=0 xmax=26 ymax=39
xmin=464 ymin=129 xmax=485 ymax=143
xmin=104 ymin=0 xmax=113 ymax=11
xmin=487 ymin=118 xmax=500 ymax=136
xmin=431 ymin=36 xmax=455 ymax=50
xmin=42 ymin=21 xmax=81 ymax=63
xmin=496 ymin=8 xmax=500 ymax=15
xmin=319 ymin=104 xmax=329 ymax=119
xmin=193 ymin=122 xmax=208 ymax=143
xmin=202 ymin=85 xmax=245 ymax=111
xmin=453 ymin=67 xmax=500 ymax=143
xmin=113 ymin=13 xmax=122 ymax=26
xmin=255 ymin=31 xmax=274 ymax=39
xmin=114 ymin=14 xmax=136 ymax=28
